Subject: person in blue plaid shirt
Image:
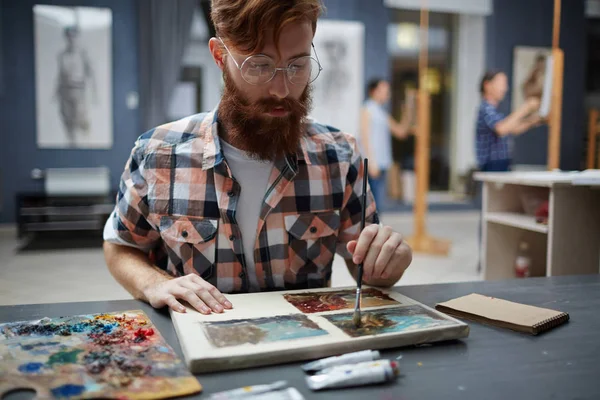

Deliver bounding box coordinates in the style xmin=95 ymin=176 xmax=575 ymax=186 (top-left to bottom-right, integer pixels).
xmin=103 ymin=0 xmax=412 ymax=315
xmin=476 ymin=71 xmax=543 ymax=172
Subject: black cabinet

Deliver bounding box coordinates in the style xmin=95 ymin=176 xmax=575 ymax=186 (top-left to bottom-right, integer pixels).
xmin=16 ymin=193 xmax=115 ymax=240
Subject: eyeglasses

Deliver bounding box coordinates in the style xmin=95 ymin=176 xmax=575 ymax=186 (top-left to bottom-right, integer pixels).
xmin=219 ymin=37 xmax=323 ymax=86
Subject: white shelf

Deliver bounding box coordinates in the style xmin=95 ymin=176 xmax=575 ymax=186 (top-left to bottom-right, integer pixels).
xmin=485 ymin=212 xmax=549 ymax=234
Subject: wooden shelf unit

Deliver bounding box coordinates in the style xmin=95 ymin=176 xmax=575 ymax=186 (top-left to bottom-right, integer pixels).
xmin=476 ymin=172 xmax=600 ymax=280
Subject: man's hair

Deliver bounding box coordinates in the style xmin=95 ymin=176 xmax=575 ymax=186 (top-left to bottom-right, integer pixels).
xmin=367 ymin=78 xmax=386 ymax=97
xmin=211 ymin=0 xmax=324 ymax=55
xmin=479 ymin=70 xmax=503 ymax=95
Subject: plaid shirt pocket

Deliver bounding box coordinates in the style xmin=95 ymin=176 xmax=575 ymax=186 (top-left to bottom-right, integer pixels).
xmin=159 ymin=215 xmax=218 ymax=280
xmin=284 ymin=210 xmax=340 ymax=285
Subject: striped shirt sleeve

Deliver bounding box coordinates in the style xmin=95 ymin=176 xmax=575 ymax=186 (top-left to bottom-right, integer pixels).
xmin=106 ymin=139 xmax=161 ymax=251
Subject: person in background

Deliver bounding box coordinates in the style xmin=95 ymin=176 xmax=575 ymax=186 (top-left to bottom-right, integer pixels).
xmin=360 ymin=79 xmax=413 ymax=210
xmin=475 ymin=70 xmax=542 ymax=273
xmin=476 ymin=70 xmax=542 ymax=172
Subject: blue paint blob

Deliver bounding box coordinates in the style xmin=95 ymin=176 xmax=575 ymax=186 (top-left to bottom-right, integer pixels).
xmin=20 ymin=341 xmax=60 ymax=351
xmin=50 ymin=384 xmax=86 ymax=398
xmin=157 ymin=346 xmax=170 ymax=353
xmin=102 ymin=322 xmax=118 ymax=334
xmin=17 ymin=362 xmax=44 ymax=373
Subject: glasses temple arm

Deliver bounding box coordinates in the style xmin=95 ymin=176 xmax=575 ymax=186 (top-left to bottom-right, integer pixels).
xmin=218 ymin=37 xmax=242 ymax=70
xmin=311 ymin=43 xmax=323 ymax=71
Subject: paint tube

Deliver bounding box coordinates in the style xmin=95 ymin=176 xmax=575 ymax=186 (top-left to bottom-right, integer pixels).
xmin=207 ymin=380 xmax=288 ymax=400
xmin=301 ymin=349 xmax=381 ymax=373
xmin=317 ymin=359 xmax=397 ymax=375
xmin=306 ymin=360 xmax=399 ymax=391
xmin=244 ymin=388 xmax=305 ymax=400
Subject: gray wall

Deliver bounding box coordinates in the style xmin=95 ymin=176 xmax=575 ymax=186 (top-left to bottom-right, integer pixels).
xmin=486 ymin=0 xmax=587 ymax=170
xmin=0 ymin=0 xmax=139 ymax=223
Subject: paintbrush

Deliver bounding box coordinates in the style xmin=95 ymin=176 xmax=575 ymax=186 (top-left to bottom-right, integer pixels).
xmin=353 ymin=158 xmax=369 ymax=328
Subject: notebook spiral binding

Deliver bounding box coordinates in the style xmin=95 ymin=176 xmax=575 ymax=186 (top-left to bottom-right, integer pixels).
xmin=532 ymin=312 xmax=569 ymax=332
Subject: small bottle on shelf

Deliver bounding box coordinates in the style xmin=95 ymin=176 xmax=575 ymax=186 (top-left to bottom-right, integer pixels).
xmin=515 ymin=241 xmax=531 ymax=278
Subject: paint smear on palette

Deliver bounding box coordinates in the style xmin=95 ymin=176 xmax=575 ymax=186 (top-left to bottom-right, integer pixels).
xmin=323 ymin=305 xmax=458 ymax=337
xmin=0 ymin=311 xmax=201 ymax=399
xmin=202 ymin=315 xmax=328 ymax=348
xmin=283 ymin=288 xmax=399 ymax=313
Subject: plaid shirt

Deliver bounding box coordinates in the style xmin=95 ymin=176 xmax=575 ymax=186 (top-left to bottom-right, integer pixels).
xmin=110 ymin=110 xmax=378 ymax=293
xmin=475 ymin=100 xmax=512 ymax=167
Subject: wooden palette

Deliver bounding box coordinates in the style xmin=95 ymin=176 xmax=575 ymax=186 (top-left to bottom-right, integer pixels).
xmin=171 ymin=287 xmax=469 ymax=373
xmin=0 ymin=310 xmax=201 ymax=399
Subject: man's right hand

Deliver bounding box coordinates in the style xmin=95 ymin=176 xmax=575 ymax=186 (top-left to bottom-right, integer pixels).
xmin=143 ymin=274 xmax=233 ymax=315
xmin=525 ymin=97 xmax=541 ymax=112
xmin=368 ymin=163 xmax=381 ymax=179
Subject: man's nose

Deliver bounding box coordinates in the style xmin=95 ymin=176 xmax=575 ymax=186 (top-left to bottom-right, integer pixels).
xmin=268 ymin=70 xmax=290 ymax=99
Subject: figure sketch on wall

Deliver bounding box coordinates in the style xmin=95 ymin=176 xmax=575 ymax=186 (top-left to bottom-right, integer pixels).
xmin=54 ymin=26 xmax=97 ymax=146
xmin=310 ymin=20 xmax=364 ymax=138
xmin=34 ymin=5 xmax=113 ymax=149
xmin=320 ymin=39 xmax=350 ymax=103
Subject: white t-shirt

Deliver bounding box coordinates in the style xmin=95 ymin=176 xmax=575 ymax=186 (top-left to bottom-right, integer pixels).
xmin=219 ymin=140 xmax=274 ymax=291
xmin=104 ymin=139 xmax=273 ymax=292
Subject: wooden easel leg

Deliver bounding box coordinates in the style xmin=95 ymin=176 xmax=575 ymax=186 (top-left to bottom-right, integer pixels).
xmin=407 ymin=3 xmax=451 ymax=257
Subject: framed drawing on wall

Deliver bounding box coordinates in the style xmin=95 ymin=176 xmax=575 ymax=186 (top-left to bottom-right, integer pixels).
xmin=512 ymin=46 xmax=553 ymax=118
xmin=33 ymin=5 xmax=113 ymax=149
xmin=310 ymin=20 xmax=365 ymax=138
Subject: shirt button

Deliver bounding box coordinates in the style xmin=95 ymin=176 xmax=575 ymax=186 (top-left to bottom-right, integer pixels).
xmin=238 ymin=272 xmax=245 ymax=278
xmin=181 ymin=230 xmax=188 ymax=238
xmin=227 ymin=191 xmax=235 ymax=197
xmin=229 ymin=235 xmax=235 ymax=241
xmin=309 ymin=226 xmax=317 ymax=234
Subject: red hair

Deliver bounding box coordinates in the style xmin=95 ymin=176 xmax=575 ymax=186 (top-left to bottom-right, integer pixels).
xmin=211 ymin=0 xmax=324 ymax=55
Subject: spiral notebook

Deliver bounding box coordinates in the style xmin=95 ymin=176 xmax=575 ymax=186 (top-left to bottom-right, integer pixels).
xmin=435 ymin=293 xmax=569 ymax=335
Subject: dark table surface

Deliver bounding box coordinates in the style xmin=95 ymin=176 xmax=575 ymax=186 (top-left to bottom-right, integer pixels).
xmin=1 ymin=275 xmax=599 ymax=400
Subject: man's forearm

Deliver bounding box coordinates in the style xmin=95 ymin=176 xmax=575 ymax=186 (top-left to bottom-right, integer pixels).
xmin=103 ymin=242 xmax=172 ymax=301
xmin=513 ymin=115 xmax=541 ymax=135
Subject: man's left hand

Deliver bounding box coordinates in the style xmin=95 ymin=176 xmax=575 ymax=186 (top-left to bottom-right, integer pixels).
xmin=346 ymin=224 xmax=412 ymax=285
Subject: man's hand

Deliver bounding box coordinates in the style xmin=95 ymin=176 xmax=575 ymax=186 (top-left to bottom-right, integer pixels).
xmin=368 ymin=163 xmax=381 ymax=179
xmin=143 ymin=274 xmax=233 ymax=315
xmin=525 ymin=97 xmax=541 ymax=113
xmin=346 ymin=224 xmax=412 ymax=285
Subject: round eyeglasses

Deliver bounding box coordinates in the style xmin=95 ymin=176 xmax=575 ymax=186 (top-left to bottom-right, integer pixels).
xmin=219 ymin=38 xmax=323 ymax=86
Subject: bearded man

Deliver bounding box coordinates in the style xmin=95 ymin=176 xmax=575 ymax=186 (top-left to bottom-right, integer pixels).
xmin=103 ymin=0 xmax=412 ymax=315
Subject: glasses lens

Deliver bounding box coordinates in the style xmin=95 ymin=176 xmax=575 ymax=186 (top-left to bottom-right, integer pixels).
xmin=241 ymin=55 xmax=276 ymax=85
xmin=287 ymin=56 xmax=321 ymax=85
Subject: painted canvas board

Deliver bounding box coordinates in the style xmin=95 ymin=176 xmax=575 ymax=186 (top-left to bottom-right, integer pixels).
xmin=203 ymin=315 xmax=328 ymax=348
xmin=171 ymin=287 xmax=469 ymax=373
xmin=322 ymin=305 xmax=456 ymax=337
xmin=283 ymin=288 xmax=399 ymax=313
xmin=310 ymin=20 xmax=364 ymax=137
xmin=512 ymin=46 xmax=552 ymax=117
xmin=34 ymin=5 xmax=113 ymax=149
xmin=0 ymin=310 xmax=201 ymax=399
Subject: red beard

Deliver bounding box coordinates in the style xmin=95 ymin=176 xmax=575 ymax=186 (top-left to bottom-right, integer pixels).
xmin=217 ymin=67 xmax=313 ymax=161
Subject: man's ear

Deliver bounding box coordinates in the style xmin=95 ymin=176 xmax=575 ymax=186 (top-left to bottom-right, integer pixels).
xmin=208 ymin=37 xmax=225 ymax=71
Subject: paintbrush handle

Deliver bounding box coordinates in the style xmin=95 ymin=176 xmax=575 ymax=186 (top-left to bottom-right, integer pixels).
xmin=356 ymin=158 xmax=368 ymax=289
xmin=360 ymin=158 xmax=368 ymax=232
xmin=356 ymin=263 xmax=364 ymax=289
